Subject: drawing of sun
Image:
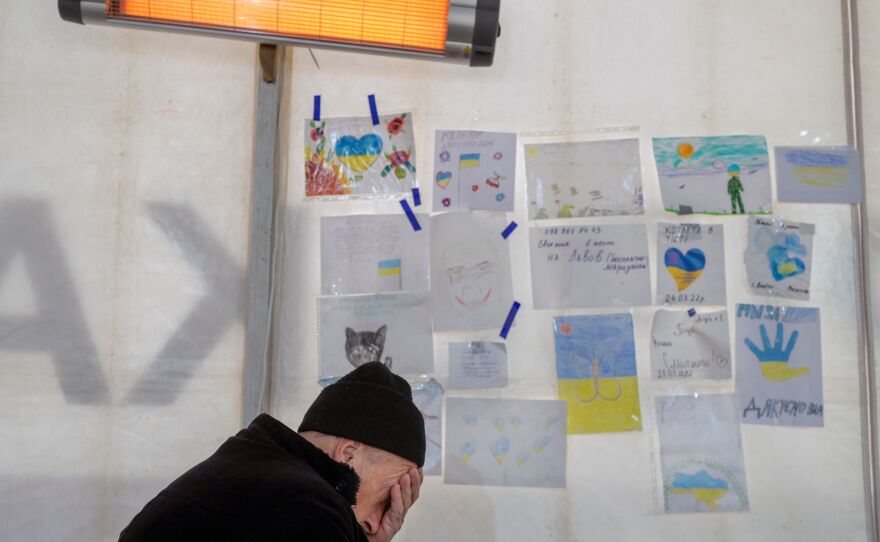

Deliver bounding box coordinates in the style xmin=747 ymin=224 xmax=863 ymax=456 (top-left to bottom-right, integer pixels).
xmin=677 ymin=143 xmax=694 ymax=160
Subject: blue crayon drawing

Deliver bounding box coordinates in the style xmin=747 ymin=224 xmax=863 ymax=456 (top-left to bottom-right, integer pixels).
xmin=767 ymin=233 xmax=807 ymax=281
xmin=553 ymin=314 xmax=637 ymax=380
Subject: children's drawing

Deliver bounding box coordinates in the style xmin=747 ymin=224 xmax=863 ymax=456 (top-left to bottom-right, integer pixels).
xmin=344 ymin=326 xmax=392 ymax=369
xmin=321 ymin=214 xmax=429 ymax=295
xmin=430 ymin=213 xmax=513 ymax=332
xmin=553 ymin=314 xmax=641 ymax=434
xmin=775 ymin=146 xmax=862 ymax=203
xmin=656 ymin=223 xmax=725 ymax=306
xmin=445 ymin=398 xmax=567 ymax=488
xmin=525 ymin=138 xmax=643 ymax=219
xmin=651 ymin=309 xmax=731 ymax=380
xmin=433 ymin=131 xmax=517 ymax=212
xmin=745 ymin=217 xmax=814 ymax=300
xmin=657 ymin=394 xmax=749 ymax=513
xmin=735 ymin=304 xmax=823 ymax=427
xmin=317 ymin=293 xmax=433 ymax=380
xmin=409 ymin=376 xmax=443 ymax=475
xmin=530 ymin=224 xmax=652 ymax=309
xmin=652 ymin=135 xmax=772 ymax=215
xmin=305 ymin=112 xmax=416 ymax=198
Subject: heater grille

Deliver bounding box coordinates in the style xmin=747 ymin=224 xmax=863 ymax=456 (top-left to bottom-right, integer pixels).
xmin=106 ymin=0 xmax=450 ymax=52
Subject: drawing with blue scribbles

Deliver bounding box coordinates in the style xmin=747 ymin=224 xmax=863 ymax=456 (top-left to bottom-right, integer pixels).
xmin=775 ymin=146 xmax=862 ymax=203
xmin=745 ymin=217 xmax=814 ymax=300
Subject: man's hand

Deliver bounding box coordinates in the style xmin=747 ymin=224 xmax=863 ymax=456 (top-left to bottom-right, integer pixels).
xmin=369 ymin=467 xmax=423 ymax=542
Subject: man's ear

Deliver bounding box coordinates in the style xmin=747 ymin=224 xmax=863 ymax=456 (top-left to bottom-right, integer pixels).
xmin=331 ymin=438 xmax=362 ymax=465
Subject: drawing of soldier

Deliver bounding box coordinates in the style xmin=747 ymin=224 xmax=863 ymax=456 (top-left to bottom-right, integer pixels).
xmin=727 ymin=164 xmax=745 ymax=214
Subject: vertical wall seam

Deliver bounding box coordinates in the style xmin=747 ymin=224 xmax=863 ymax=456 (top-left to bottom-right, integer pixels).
xmin=841 ymin=0 xmax=879 ymax=540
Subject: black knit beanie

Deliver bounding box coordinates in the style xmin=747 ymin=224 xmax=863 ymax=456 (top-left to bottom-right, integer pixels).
xmin=299 ymin=362 xmax=426 ymax=467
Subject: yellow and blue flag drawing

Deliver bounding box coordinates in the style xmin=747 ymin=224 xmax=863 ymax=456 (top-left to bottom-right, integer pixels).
xmin=459 ymin=153 xmax=480 ymax=169
xmin=378 ymin=259 xmax=401 ymax=276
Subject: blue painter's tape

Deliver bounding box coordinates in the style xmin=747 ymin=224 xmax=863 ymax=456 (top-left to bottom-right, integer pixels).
xmin=412 ymin=187 xmax=422 ymax=207
xmin=313 ymin=95 xmax=321 ymax=121
xmin=400 ymin=199 xmax=421 ymax=231
xmin=688 ymin=308 xmax=697 ymax=317
xmin=368 ymin=94 xmax=380 ymax=125
xmin=501 ymin=221 xmax=518 ymax=239
xmin=500 ymin=301 xmax=521 ymax=339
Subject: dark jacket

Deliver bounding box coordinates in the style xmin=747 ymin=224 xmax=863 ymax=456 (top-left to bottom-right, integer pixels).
xmin=119 ymin=413 xmax=369 ymax=542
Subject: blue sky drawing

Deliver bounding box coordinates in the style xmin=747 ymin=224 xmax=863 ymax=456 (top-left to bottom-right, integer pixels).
xmin=553 ymin=314 xmax=637 ymax=379
xmin=783 ymin=148 xmax=849 ymax=167
xmin=653 ymin=135 xmax=769 ymax=177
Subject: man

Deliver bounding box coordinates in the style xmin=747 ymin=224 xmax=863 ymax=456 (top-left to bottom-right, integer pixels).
xmin=119 ymin=362 xmax=425 ymax=541
xmin=727 ymin=163 xmax=745 ymax=214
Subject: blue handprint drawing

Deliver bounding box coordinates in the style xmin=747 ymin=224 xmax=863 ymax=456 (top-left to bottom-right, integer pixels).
xmin=744 ymin=322 xmax=810 ymax=382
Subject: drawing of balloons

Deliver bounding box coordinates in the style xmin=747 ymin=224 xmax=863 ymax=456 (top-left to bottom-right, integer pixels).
xmin=508 ymin=416 xmax=522 ymax=429
xmin=440 ymin=150 xmax=451 ymax=162
xmin=533 ymin=435 xmax=552 ymax=455
xmin=677 ymin=143 xmax=694 ymax=160
xmin=490 ymin=436 xmax=510 ymax=464
xmin=460 ymin=441 xmax=477 ymax=463
xmin=516 ymin=450 xmax=532 ymax=466
xmin=493 ymin=152 xmax=503 ymax=160
xmin=496 ymin=193 xmax=505 ymax=202
xmin=493 ymin=417 xmax=506 ymax=432
xmin=464 ymin=415 xmax=478 ymax=426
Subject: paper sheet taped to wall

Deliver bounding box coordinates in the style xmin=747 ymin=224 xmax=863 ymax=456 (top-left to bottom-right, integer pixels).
xmin=530 ymin=224 xmax=651 ymax=309
xmin=444 ymin=397 xmax=567 ymax=488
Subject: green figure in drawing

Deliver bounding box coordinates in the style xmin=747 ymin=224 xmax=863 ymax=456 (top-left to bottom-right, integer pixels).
xmin=727 ymin=164 xmax=745 ymax=214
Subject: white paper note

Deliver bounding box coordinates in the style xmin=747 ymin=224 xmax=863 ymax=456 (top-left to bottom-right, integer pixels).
xmin=433 ymin=130 xmax=517 ymax=212
xmin=445 ymin=398 xmax=567 ymax=488
xmin=320 ymin=214 xmax=429 ymax=295
xmin=529 ymin=224 xmax=651 ymax=309
xmin=650 ymin=309 xmax=732 ymax=380
xmin=448 ymin=341 xmax=508 ymax=389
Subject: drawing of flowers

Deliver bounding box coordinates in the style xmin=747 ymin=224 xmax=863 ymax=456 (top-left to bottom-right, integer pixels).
xmin=387 ymin=114 xmax=407 ymax=138
xmin=305 ymin=120 xmax=350 ymax=196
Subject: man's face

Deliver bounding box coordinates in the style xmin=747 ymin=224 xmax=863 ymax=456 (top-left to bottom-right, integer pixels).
xmin=350 ymin=447 xmax=417 ymax=536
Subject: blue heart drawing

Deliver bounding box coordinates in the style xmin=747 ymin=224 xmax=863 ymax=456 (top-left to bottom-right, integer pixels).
xmin=334 ymin=134 xmax=384 ymax=175
xmin=664 ymin=248 xmax=706 ymax=292
xmin=767 ymin=245 xmax=806 ymax=281
xmin=335 ymin=134 xmax=383 ymax=157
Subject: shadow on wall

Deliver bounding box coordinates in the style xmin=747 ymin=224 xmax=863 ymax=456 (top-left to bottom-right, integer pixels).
xmin=0 ymin=198 xmax=245 ymax=406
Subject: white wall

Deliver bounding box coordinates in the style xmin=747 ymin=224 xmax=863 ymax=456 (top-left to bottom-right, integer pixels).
xmin=0 ymin=0 xmax=873 ymax=541
xmin=0 ymin=1 xmax=255 ymax=540
xmin=274 ymin=1 xmax=869 ymax=541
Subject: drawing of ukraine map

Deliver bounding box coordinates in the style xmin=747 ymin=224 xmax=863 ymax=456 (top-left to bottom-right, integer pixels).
xmin=665 ymin=460 xmax=748 ymax=512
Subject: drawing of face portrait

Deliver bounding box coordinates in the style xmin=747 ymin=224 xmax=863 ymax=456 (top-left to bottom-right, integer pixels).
xmin=442 ymin=242 xmax=498 ymax=311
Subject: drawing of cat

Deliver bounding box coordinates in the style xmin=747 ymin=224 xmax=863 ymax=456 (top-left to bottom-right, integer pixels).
xmin=345 ymin=325 xmax=392 ymax=369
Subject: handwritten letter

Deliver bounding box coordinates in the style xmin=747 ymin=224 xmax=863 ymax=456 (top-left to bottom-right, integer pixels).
xmin=529 ymin=224 xmax=651 ymax=309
